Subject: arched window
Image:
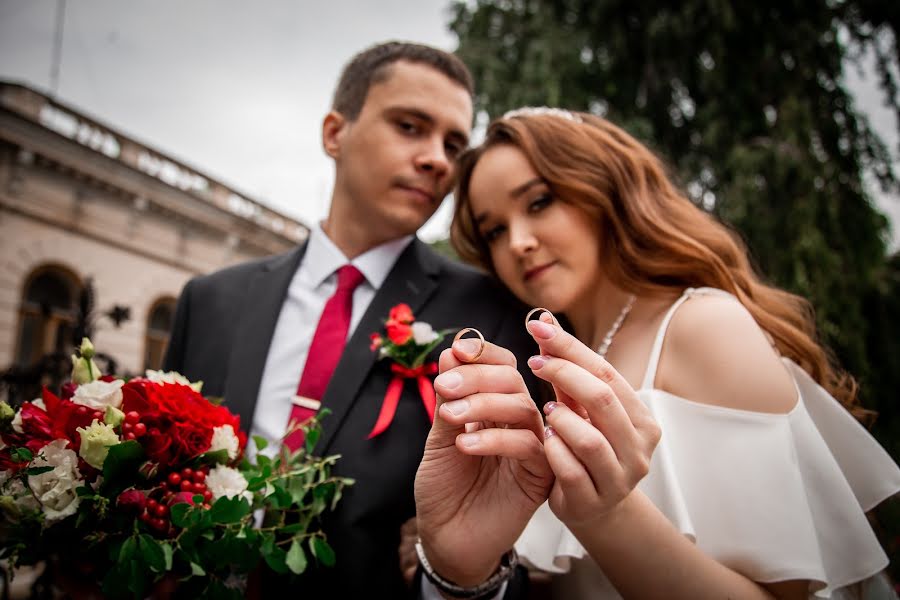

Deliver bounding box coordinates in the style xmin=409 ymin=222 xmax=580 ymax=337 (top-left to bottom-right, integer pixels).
xmin=144 ymin=298 xmax=176 ymax=371
xmin=15 ymin=266 xmax=80 ymax=365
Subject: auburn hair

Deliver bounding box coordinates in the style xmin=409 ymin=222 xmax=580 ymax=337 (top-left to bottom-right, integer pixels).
xmin=451 ymin=112 xmax=865 ymax=419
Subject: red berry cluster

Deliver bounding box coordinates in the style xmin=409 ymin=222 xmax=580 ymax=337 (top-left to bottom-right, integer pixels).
xmin=138 ymin=466 xmax=213 ymax=537
xmin=74 ymin=405 xmax=104 ymax=422
xmin=121 ymin=410 xmax=151 ymax=441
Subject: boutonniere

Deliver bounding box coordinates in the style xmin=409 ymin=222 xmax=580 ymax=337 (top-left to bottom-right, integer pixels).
xmin=367 ymin=303 xmax=454 ymax=439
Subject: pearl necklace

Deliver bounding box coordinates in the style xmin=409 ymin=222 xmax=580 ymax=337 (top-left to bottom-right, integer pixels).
xmin=596 ymin=294 xmax=636 ymax=358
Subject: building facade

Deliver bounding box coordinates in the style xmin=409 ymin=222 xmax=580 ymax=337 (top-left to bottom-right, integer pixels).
xmin=0 ymin=82 xmax=308 ymax=398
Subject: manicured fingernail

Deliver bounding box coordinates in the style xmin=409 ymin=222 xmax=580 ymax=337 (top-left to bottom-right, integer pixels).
xmin=458 ymin=433 xmax=480 ymax=448
xmin=526 ymin=320 xmax=555 ymax=340
xmin=543 ymin=401 xmax=557 ymax=415
xmin=442 ymin=399 xmax=469 ymax=416
xmin=540 ymin=311 xmax=554 ymax=324
xmin=434 ymin=371 xmax=462 ymax=390
xmin=454 ymin=338 xmax=479 ymax=355
xmin=527 ymin=355 xmax=547 ymax=370
xmin=544 ymin=426 xmax=556 ymax=439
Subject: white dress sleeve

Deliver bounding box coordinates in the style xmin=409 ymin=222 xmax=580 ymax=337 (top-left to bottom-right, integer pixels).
xmin=515 ymin=358 xmax=900 ymax=598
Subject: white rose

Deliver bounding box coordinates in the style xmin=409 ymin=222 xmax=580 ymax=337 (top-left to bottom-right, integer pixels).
xmin=205 ymin=465 xmax=251 ymax=502
xmin=411 ymin=321 xmax=440 ymax=345
xmin=72 ymin=379 xmax=124 ymax=411
xmin=145 ymin=370 xmax=203 ymax=392
xmin=1 ymin=477 xmax=40 ymax=514
xmin=76 ymin=419 xmax=120 ymax=469
xmin=208 ymin=425 xmax=240 ymax=460
xmin=28 ymin=440 xmax=83 ymax=521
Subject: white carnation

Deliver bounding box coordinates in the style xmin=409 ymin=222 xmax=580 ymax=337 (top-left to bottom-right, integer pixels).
xmin=72 ymin=379 xmax=124 ymax=411
xmin=145 ymin=370 xmax=203 ymax=392
xmin=208 ymin=425 xmax=240 ymax=460
xmin=28 ymin=440 xmax=83 ymax=521
xmin=411 ymin=321 xmax=439 ymax=345
xmin=205 ymin=465 xmax=251 ymax=502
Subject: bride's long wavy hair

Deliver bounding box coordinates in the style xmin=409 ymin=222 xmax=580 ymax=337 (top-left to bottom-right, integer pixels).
xmin=451 ymin=112 xmax=864 ymax=417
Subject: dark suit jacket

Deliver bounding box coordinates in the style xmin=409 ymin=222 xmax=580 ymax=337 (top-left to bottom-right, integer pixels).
xmin=164 ymin=238 xmax=539 ymax=597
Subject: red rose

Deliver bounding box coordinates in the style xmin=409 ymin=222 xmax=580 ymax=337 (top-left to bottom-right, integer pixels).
xmin=386 ymin=320 xmax=413 ymax=345
xmin=369 ymin=333 xmax=383 ymax=351
xmin=388 ymin=303 xmax=414 ymax=324
xmin=117 ymin=489 xmax=147 ymax=514
xmin=120 ymin=379 xmax=246 ymax=466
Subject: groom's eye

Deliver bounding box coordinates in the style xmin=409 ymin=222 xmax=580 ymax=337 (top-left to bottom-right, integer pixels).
xmin=397 ymin=120 xmax=420 ymax=135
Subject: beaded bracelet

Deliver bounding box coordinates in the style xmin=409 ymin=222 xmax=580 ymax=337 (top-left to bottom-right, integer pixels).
xmin=415 ymin=539 xmax=518 ymax=599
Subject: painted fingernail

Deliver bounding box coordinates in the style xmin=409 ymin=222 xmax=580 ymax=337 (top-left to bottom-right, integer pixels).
xmin=441 ymin=399 xmax=469 ymax=417
xmin=434 ymin=371 xmax=462 ymax=390
xmin=544 ymin=426 xmax=556 ymax=439
xmin=454 ymin=338 xmax=479 ymax=355
xmin=526 ymin=319 xmax=555 ymax=340
xmin=543 ymin=401 xmax=557 ymax=415
xmin=527 ymin=355 xmax=548 ymax=370
xmin=458 ymin=433 xmax=480 ymax=448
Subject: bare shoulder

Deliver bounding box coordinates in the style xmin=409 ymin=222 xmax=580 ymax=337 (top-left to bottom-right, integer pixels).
xmin=656 ymin=292 xmax=798 ymax=414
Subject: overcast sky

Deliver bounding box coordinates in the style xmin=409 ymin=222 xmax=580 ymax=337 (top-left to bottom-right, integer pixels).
xmin=1 ymin=1 xmax=897 ymax=246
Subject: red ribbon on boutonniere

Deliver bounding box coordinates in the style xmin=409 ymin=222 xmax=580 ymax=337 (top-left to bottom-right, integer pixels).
xmin=367 ymin=303 xmax=455 ymax=439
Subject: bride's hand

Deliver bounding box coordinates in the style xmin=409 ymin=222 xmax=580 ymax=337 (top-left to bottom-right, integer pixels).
xmin=526 ymin=314 xmax=661 ymax=529
xmin=414 ymin=336 xmax=552 ymax=587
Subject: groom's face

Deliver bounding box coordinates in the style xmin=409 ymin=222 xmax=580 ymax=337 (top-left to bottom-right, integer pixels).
xmin=327 ymin=61 xmax=473 ymax=238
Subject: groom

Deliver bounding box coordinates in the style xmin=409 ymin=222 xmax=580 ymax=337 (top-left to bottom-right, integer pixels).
xmin=164 ymin=42 xmax=536 ymax=596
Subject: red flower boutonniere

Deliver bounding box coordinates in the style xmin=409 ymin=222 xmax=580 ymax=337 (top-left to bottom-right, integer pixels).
xmin=367 ymin=303 xmax=454 ymax=439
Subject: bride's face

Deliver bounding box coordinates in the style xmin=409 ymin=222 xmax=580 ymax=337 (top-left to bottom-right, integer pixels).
xmin=466 ymin=144 xmax=602 ymax=313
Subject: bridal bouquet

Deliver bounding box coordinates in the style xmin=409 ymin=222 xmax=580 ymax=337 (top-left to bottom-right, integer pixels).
xmin=0 ymin=339 xmax=352 ymax=599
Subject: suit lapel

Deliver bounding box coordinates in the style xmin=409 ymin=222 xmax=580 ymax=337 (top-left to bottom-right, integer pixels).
xmin=224 ymin=244 xmax=307 ymax=431
xmin=318 ymin=239 xmax=441 ymax=452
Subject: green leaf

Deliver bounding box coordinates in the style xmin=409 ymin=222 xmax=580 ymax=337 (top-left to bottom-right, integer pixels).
xmin=261 ymin=533 xmax=288 ymax=574
xmin=138 ymin=534 xmax=166 ymax=573
xmin=23 ymin=466 xmax=53 ymax=476
xmin=119 ymin=536 xmax=138 ymax=563
xmin=285 ymin=539 xmax=308 ymax=574
xmin=252 ymin=435 xmax=269 ymax=452
xmin=101 ymin=440 xmax=145 ymax=495
xmin=304 ymin=426 xmax=321 ymax=454
xmin=190 ymin=562 xmax=206 ymax=576
xmin=310 ymin=537 xmax=335 ymax=567
xmin=209 ymin=495 xmax=251 ymax=524
xmin=199 ymin=448 xmax=230 ymax=465
xmin=169 ymin=502 xmax=191 ymax=528
xmin=10 ymin=448 xmax=32 ymax=462
xmin=160 ymin=542 xmax=173 ymax=571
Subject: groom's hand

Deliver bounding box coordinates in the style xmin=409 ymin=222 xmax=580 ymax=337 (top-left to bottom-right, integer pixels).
xmin=415 ymin=337 xmax=552 ymax=587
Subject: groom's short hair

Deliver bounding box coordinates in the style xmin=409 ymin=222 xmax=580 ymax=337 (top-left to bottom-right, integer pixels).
xmin=332 ymin=41 xmax=474 ymax=121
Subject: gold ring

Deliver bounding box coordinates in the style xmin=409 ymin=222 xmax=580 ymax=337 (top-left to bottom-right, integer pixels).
xmin=525 ymin=307 xmax=556 ymax=329
xmin=453 ymin=327 xmax=485 ymax=362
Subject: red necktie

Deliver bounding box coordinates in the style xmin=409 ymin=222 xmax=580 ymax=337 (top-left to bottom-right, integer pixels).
xmin=284 ymin=264 xmax=365 ymax=451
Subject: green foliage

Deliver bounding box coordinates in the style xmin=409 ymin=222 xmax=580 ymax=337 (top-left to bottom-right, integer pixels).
xmin=1 ymin=416 xmax=353 ymax=599
xmin=450 ymin=0 xmax=900 ymax=577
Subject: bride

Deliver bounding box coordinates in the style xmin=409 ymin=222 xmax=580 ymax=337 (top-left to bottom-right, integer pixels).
xmin=413 ymin=108 xmax=900 ymax=599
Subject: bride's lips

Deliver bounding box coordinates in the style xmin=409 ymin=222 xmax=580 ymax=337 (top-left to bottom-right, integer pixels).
xmin=524 ymin=262 xmax=556 ymax=282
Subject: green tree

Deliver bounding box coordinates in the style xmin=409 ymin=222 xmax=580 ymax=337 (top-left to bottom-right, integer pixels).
xmin=450 ymin=0 xmax=900 ymax=576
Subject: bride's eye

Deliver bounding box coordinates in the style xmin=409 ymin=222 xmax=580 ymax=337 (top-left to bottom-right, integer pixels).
xmin=528 ymin=194 xmax=553 ymax=213
xmin=481 ymin=224 xmax=506 ymax=243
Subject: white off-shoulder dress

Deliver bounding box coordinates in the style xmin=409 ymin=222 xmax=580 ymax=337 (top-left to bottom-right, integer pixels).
xmin=515 ymin=288 xmax=900 ymax=599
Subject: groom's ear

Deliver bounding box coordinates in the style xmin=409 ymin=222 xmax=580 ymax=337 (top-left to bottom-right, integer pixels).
xmin=322 ymin=110 xmax=347 ymax=159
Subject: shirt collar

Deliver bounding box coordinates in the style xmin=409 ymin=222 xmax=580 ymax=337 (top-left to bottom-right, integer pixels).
xmin=304 ymin=222 xmax=414 ymax=290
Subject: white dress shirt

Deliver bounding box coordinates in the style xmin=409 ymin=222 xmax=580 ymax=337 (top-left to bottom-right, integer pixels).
xmin=251 ymin=223 xmax=413 ymax=455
